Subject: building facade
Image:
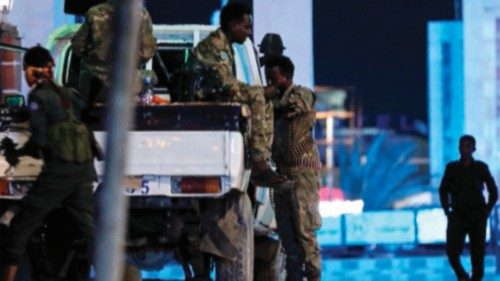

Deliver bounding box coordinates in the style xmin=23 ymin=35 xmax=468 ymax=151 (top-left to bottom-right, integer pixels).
xmin=463 ymin=0 xmax=500 ymax=182
xmin=428 ymin=21 xmax=463 ymax=185
xmin=430 ymin=0 xmax=500 ymax=185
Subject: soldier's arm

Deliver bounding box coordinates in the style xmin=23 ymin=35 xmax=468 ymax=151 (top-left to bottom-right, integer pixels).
xmin=19 ymin=93 xmax=48 ymax=158
xmin=283 ymin=87 xmax=315 ymax=118
xmin=194 ymin=43 xmax=240 ymax=95
xmin=72 ymin=17 xmax=91 ymax=57
xmin=138 ymin=9 xmax=156 ymax=65
xmin=439 ymin=164 xmax=452 ymax=216
xmin=483 ymin=163 xmax=498 ymax=211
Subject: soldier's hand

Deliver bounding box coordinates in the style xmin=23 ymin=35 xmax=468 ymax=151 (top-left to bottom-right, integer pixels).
xmin=0 ymin=137 xmax=16 ymax=151
xmin=0 ymin=137 xmax=20 ymax=167
xmin=275 ymin=178 xmax=295 ymax=192
xmin=4 ymin=149 xmax=20 ymax=167
xmin=264 ymin=85 xmax=279 ymax=100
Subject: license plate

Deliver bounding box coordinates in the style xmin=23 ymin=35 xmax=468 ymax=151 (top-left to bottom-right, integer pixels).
xmin=123 ymin=176 xmax=154 ymax=195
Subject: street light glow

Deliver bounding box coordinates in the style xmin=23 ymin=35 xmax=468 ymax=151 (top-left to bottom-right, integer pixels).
xmin=0 ymin=0 xmax=12 ymax=14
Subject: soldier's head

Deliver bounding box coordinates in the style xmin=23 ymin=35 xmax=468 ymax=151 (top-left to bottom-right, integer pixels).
xmin=265 ymin=55 xmax=294 ymax=91
xmin=23 ymin=45 xmax=55 ymax=87
xmin=459 ymin=134 xmax=476 ymax=159
xmin=220 ymin=3 xmax=252 ymax=44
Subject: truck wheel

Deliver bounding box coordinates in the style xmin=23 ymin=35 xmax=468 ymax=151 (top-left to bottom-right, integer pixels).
xmin=254 ymin=239 xmax=286 ymax=281
xmin=215 ymin=192 xmax=254 ymax=281
xmin=127 ymin=250 xmax=175 ymax=271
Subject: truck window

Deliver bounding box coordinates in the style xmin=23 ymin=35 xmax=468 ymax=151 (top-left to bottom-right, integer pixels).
xmin=152 ymin=43 xmax=190 ymax=94
xmin=64 ymin=48 xmax=80 ymax=89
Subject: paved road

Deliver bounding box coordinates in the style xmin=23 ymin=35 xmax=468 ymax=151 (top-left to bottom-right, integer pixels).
xmin=141 ymin=255 xmax=500 ymax=281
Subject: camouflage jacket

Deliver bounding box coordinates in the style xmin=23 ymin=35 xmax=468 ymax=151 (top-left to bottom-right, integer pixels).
xmin=272 ymin=84 xmax=321 ymax=171
xmin=72 ymin=2 xmax=156 ymax=82
xmin=192 ymin=28 xmax=243 ymax=96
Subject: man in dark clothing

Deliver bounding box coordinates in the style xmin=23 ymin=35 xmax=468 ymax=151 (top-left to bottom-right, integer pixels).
xmin=1 ymin=45 xmax=97 ymax=281
xmin=439 ymin=135 xmax=498 ymax=281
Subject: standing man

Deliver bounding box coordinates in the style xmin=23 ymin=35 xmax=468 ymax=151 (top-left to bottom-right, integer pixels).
xmin=265 ymin=55 xmax=322 ymax=281
xmin=439 ymin=135 xmax=498 ymax=281
xmin=1 ymin=45 xmax=97 ymax=281
xmin=72 ymin=0 xmax=156 ymax=106
xmin=192 ymin=3 xmax=287 ymax=187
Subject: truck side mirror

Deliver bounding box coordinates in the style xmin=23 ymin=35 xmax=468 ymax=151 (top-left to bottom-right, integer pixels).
xmin=4 ymin=94 xmax=25 ymax=108
xmin=0 ymin=95 xmax=28 ymax=130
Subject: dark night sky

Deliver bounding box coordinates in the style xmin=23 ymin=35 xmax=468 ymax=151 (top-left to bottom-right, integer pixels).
xmin=313 ymin=0 xmax=455 ymax=124
xmin=147 ymin=0 xmax=252 ymax=24
xmin=147 ymin=0 xmax=455 ymax=125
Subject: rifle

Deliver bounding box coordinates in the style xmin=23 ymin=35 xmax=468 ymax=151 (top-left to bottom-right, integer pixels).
xmin=0 ymin=137 xmax=19 ymax=167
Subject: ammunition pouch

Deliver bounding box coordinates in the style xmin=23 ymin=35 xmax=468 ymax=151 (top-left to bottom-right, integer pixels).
xmin=48 ymin=118 xmax=93 ymax=163
xmin=47 ymin=87 xmax=95 ymax=163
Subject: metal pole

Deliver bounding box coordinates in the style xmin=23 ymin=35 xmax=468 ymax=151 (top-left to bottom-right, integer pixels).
xmin=93 ymin=1 xmax=142 ymax=281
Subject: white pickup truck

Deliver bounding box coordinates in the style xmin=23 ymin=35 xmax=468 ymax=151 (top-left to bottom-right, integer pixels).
xmin=0 ymin=24 xmax=285 ymax=281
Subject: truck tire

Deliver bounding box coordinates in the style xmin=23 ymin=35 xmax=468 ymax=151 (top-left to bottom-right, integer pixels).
xmin=215 ymin=192 xmax=254 ymax=281
xmin=127 ymin=250 xmax=175 ymax=271
xmin=254 ymin=239 xmax=286 ymax=281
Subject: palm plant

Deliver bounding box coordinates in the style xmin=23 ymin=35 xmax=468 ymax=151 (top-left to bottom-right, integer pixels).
xmin=338 ymin=133 xmax=430 ymax=210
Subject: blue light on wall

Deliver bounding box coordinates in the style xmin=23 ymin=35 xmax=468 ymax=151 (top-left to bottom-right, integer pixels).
xmin=428 ymin=21 xmax=464 ymax=185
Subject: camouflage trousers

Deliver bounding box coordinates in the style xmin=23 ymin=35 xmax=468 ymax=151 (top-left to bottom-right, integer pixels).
xmin=78 ymin=67 xmax=107 ymax=105
xmin=78 ymin=64 xmax=145 ymax=106
xmin=233 ymin=84 xmax=273 ymax=163
xmin=273 ymin=168 xmax=322 ymax=281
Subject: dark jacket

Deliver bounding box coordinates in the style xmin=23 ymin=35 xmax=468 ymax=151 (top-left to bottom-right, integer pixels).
xmin=439 ymin=159 xmax=498 ymax=216
xmin=24 ymin=81 xmax=96 ymax=181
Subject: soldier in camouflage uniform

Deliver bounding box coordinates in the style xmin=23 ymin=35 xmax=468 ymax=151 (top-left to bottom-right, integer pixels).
xmin=1 ymin=46 xmax=97 ymax=281
xmin=72 ymin=0 xmax=156 ymax=106
xmin=265 ymin=56 xmax=322 ymax=281
xmin=193 ymin=3 xmax=286 ymax=187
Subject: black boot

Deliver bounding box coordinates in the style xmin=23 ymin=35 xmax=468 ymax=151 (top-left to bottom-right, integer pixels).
xmin=285 ymin=258 xmax=304 ymax=281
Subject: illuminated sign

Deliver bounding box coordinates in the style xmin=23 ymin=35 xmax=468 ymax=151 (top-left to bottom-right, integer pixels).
xmin=345 ymin=211 xmax=415 ymax=245
xmin=416 ymin=208 xmax=490 ymax=244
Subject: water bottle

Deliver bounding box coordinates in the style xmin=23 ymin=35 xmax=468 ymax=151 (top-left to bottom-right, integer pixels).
xmin=141 ymin=76 xmax=154 ymax=105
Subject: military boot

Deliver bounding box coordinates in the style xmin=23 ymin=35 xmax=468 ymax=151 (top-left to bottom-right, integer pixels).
xmin=285 ymin=258 xmax=305 ymax=281
xmin=457 ymin=273 xmax=471 ymax=281
xmin=250 ymin=160 xmax=291 ymax=189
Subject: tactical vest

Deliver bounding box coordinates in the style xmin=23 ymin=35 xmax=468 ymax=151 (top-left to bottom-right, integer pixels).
xmin=273 ymin=111 xmax=321 ymax=170
xmin=272 ymin=87 xmax=322 ymax=171
xmin=47 ymin=88 xmax=94 ymax=163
